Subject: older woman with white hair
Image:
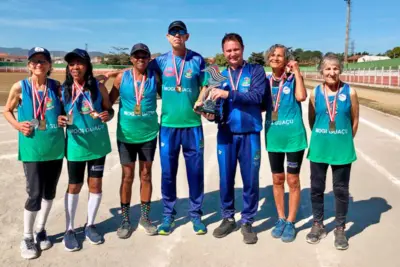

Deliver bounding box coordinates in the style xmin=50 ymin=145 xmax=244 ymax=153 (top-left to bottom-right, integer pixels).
xmin=306 ymin=53 xmax=359 ymax=250
xmin=264 ymin=44 xmax=307 ymax=243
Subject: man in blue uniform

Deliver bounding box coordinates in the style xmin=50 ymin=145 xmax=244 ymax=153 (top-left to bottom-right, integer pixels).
xmin=208 ymin=33 xmax=271 ymax=244
xmin=148 ymin=21 xmax=208 ymax=235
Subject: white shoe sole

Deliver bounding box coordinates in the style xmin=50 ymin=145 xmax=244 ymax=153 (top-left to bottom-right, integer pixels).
xmin=85 ymin=236 xmax=104 ymax=245
xmin=138 ymin=223 xmax=157 ymax=236
xmin=306 ymin=232 xmax=327 ymax=244
xmin=21 ymin=252 xmax=39 ymax=260
xmin=63 ymin=239 xmax=80 ymax=252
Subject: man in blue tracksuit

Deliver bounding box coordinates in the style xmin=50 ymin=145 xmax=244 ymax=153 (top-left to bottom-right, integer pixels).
xmin=207 ymin=33 xmax=271 ymax=244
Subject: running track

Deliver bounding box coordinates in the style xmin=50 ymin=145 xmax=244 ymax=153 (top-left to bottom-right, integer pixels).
xmin=0 ymin=95 xmax=399 ymax=267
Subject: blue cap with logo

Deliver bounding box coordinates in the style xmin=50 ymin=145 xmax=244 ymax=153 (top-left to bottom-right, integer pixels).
xmin=28 ymin=47 xmax=52 ymax=62
xmin=64 ymin=48 xmax=91 ymax=63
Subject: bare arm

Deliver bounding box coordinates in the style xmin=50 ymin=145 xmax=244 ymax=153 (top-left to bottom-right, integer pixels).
xmin=350 ymin=87 xmax=360 ymax=138
xmin=308 ymin=88 xmax=316 ymax=130
xmin=105 ymin=68 xmax=130 ymax=79
xmin=289 ymin=60 xmax=307 ymax=102
xmin=109 ymin=73 xmax=122 ymax=105
xmin=3 ymin=82 xmax=32 ymax=136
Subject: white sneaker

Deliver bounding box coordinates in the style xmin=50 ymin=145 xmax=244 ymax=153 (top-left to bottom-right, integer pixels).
xmin=34 ymin=230 xmax=52 ymax=250
xmin=20 ymin=238 xmax=39 ymax=260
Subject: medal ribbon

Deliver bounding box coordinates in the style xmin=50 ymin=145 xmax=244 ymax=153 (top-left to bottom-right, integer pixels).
xmin=31 ymin=79 xmax=48 ymax=120
xmin=133 ymin=70 xmax=146 ymax=106
xmin=323 ymin=82 xmax=341 ymax=123
xmin=270 ymin=73 xmax=286 ymax=112
xmin=71 ymin=82 xmax=94 ymax=114
xmin=228 ymin=62 xmax=245 ymax=91
xmin=172 ymin=50 xmax=187 ymax=87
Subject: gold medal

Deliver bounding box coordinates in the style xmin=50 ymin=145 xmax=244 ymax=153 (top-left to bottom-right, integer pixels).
xmin=175 ymin=85 xmax=182 ymax=93
xmin=329 ymin=121 xmax=336 ymax=131
xmin=66 ymin=114 xmax=73 ymax=125
xmin=38 ymin=119 xmax=46 ymax=130
xmin=134 ymin=104 xmax=142 ymax=116
xmin=90 ymin=111 xmax=100 ymax=119
xmin=271 ymin=111 xmax=278 ymax=122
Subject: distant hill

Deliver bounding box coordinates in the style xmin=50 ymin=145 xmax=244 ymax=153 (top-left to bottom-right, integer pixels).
xmin=0 ymin=47 xmax=105 ymax=57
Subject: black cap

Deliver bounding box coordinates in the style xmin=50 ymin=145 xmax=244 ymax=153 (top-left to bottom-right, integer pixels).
xmin=168 ymin=20 xmax=187 ymax=32
xmin=130 ymin=43 xmax=151 ymax=57
xmin=64 ymin=48 xmax=91 ymax=62
xmin=28 ymin=47 xmax=51 ymax=62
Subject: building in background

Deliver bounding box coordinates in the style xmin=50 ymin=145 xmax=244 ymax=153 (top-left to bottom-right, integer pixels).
xmin=0 ymin=53 xmax=28 ymax=62
xmin=357 ymin=55 xmax=391 ymax=63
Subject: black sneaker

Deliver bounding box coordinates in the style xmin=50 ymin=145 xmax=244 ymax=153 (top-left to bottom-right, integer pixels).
xmin=334 ymin=227 xmax=349 ymax=250
xmin=306 ymin=222 xmax=327 ymax=244
xmin=213 ymin=218 xmax=236 ymax=238
xmin=241 ymin=223 xmax=258 ymax=244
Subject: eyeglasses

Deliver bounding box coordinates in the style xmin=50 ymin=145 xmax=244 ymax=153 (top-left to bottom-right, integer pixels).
xmin=168 ymin=29 xmax=187 ymax=36
xmin=29 ymin=59 xmax=49 ymax=65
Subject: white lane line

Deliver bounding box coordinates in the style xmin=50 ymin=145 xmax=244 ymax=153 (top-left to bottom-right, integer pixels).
xmin=0 ymin=153 xmax=17 ymax=160
xmin=359 ymin=117 xmax=400 ymax=142
xmin=0 ymin=140 xmax=17 ymax=145
xmin=356 ymin=148 xmax=400 ymax=186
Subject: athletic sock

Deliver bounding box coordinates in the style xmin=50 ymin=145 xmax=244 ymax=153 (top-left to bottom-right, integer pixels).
xmin=87 ymin=193 xmax=102 ymax=226
xmin=23 ymin=209 xmax=38 ymax=239
xmin=35 ymin=199 xmax=53 ymax=232
xmin=140 ymin=201 xmax=151 ymax=221
xmin=121 ymin=203 xmax=130 ymax=223
xmin=65 ymin=193 xmax=79 ymax=231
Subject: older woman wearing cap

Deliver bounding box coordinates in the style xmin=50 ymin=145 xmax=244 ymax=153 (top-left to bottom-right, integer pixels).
xmin=58 ymin=48 xmax=113 ymax=252
xmin=3 ymin=47 xmax=65 ymax=259
xmin=108 ymin=43 xmax=160 ymax=239
xmin=306 ymin=53 xmax=359 ymax=250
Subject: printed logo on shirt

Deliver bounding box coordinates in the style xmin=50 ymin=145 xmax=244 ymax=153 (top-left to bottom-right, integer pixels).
xmin=283 ymin=86 xmax=291 ymax=95
xmin=339 ymin=93 xmax=347 ymax=102
xmin=45 ymin=96 xmax=54 ymax=110
xmin=242 ymin=77 xmax=251 ymax=87
xmin=185 ymin=69 xmax=193 ymax=79
xmin=163 ymin=67 xmax=175 ymax=77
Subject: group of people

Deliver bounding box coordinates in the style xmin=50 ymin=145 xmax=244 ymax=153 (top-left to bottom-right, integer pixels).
xmin=3 ymin=20 xmax=359 ymax=260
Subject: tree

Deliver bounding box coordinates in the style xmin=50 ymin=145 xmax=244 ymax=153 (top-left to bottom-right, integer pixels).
xmin=215 ymin=53 xmax=228 ymax=67
xmin=248 ymin=52 xmax=265 ymax=66
xmin=386 ymin=47 xmax=400 ymax=58
xmin=103 ymin=46 xmax=131 ymax=65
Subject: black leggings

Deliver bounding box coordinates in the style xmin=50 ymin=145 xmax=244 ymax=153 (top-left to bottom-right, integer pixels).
xmin=268 ymin=150 xmax=305 ymax=174
xmin=23 ymin=159 xmax=63 ymax=211
xmin=310 ymin=161 xmax=351 ymax=228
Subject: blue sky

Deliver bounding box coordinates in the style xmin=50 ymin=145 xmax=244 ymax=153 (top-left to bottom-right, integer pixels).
xmin=0 ymin=0 xmax=399 ymax=58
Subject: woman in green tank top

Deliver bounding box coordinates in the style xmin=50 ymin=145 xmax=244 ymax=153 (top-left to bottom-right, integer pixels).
xmin=3 ymin=47 xmax=64 ymax=259
xmin=57 ymin=49 xmax=114 ymax=252
xmin=306 ymin=53 xmax=359 ymax=250
xmin=264 ymin=44 xmax=308 ymax=243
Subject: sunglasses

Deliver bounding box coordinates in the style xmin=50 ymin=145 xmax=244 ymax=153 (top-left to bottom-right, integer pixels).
xmin=29 ymin=59 xmax=49 ymax=65
xmin=133 ymin=54 xmax=150 ymax=60
xmin=168 ymin=29 xmax=187 ymax=36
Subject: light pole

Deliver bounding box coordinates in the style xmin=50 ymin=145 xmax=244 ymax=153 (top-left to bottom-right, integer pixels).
xmin=344 ymin=0 xmax=352 ymax=63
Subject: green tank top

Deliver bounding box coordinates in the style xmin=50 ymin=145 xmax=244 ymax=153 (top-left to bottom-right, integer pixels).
xmin=307 ymin=83 xmax=357 ymax=165
xmin=265 ymin=75 xmax=307 ymax=152
xmin=62 ymin=83 xmax=111 ymax=161
xmin=18 ymin=79 xmax=65 ymax=162
xmin=117 ymin=69 xmax=159 ymax=143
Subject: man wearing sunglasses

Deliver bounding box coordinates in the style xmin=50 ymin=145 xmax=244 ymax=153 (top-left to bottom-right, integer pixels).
xmin=148 ymin=20 xmax=208 ymax=236
xmin=108 ymin=43 xmax=160 ymax=238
